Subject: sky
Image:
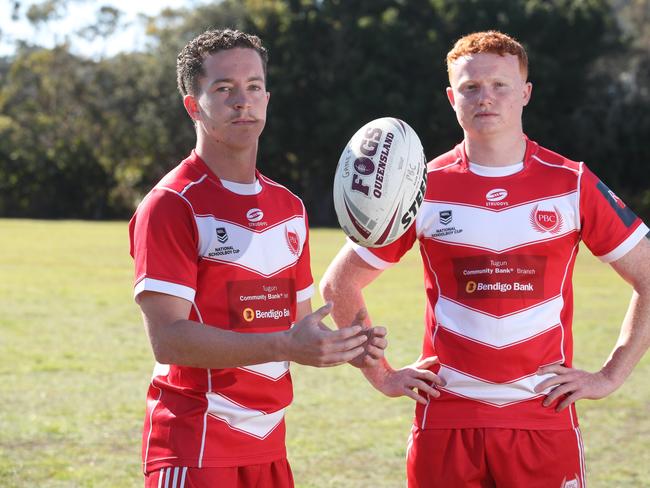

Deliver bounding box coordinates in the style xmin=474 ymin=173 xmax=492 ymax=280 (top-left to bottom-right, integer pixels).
xmin=0 ymin=0 xmax=208 ymax=58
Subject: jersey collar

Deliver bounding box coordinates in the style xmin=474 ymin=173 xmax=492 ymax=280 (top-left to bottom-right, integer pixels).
xmin=454 ymin=135 xmax=539 ymax=172
xmin=186 ymin=150 xmax=264 ymax=194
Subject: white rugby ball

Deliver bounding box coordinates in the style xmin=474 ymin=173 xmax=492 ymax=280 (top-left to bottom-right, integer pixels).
xmin=333 ymin=117 xmax=427 ymax=247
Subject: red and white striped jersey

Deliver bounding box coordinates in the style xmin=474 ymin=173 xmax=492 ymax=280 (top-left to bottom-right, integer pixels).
xmin=354 ymin=137 xmax=648 ymax=430
xmin=129 ymin=151 xmax=314 ymax=472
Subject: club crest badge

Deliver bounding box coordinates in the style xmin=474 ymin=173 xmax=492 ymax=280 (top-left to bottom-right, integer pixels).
xmin=285 ymin=227 xmax=300 ymax=256
xmin=530 ymin=205 xmax=563 ymax=234
xmin=216 ymin=227 xmax=228 ymax=243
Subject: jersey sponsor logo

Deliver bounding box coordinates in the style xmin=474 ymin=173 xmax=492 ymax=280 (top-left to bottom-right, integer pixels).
xmin=285 ymin=226 xmax=300 ymax=256
xmin=246 ymin=208 xmax=268 ymax=228
xmin=228 ymin=279 xmax=295 ymax=330
xmin=439 ymin=210 xmax=452 ymax=225
xmin=485 ymin=188 xmax=509 ymax=207
xmin=530 ymin=205 xmax=563 ymax=234
xmin=453 ymin=254 xmax=546 ymax=299
xmin=246 ymin=208 xmax=264 ymax=222
xmin=243 ymin=308 xmax=255 ymax=322
xmin=216 ymin=227 xmax=228 ymax=243
xmin=596 ymin=180 xmax=637 ymax=227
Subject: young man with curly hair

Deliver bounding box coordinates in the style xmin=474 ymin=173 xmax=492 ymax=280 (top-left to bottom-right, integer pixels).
xmin=130 ymin=29 xmax=386 ymax=487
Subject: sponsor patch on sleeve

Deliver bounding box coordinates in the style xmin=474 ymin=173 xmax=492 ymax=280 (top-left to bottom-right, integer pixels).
xmin=596 ymin=181 xmax=637 ymax=227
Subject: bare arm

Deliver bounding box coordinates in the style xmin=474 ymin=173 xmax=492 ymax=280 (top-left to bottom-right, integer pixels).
xmin=320 ymin=244 xmax=444 ymax=403
xmin=536 ymin=237 xmax=650 ymax=410
xmin=137 ymin=291 xmax=368 ymax=369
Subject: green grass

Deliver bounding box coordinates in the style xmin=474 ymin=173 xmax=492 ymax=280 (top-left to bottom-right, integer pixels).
xmin=0 ymin=220 xmax=648 ymax=487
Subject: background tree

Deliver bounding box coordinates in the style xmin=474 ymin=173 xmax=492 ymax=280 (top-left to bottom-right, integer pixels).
xmin=0 ymin=0 xmax=648 ymax=222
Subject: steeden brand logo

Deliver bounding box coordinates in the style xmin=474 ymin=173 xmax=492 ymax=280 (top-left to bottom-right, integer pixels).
xmin=246 ymin=208 xmax=264 ymax=222
xmin=530 ymin=204 xmax=564 ymax=234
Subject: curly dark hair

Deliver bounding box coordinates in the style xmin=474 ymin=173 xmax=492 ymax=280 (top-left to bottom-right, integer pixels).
xmin=176 ymin=29 xmax=268 ymax=98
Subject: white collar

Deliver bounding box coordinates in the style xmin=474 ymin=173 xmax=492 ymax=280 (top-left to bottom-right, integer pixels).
xmin=469 ymin=161 xmax=524 ymax=177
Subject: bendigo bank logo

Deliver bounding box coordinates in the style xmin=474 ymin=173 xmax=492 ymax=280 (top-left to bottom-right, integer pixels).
xmin=466 ymin=281 xmax=477 ymax=293
xmin=530 ymin=204 xmax=563 ymax=234
xmin=243 ymin=308 xmax=255 ymax=322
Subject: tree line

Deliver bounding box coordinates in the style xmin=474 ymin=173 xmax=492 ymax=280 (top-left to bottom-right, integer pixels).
xmin=1 ymin=0 xmax=648 ymax=223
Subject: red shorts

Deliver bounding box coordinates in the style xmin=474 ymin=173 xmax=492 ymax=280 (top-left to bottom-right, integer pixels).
xmin=406 ymin=426 xmax=586 ymax=488
xmin=144 ymin=459 xmax=294 ymax=488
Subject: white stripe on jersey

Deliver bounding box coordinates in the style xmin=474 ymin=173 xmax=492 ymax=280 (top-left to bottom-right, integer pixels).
xmin=598 ymin=223 xmax=649 ymax=263
xmin=438 ymin=365 xmax=556 ymax=407
xmin=157 ymin=468 xmax=163 ymax=488
xmin=172 ymin=467 xmax=179 ymax=488
xmin=180 ymin=467 xmax=188 ymax=488
xmin=350 ymin=241 xmax=395 ymax=269
xmin=195 ymin=214 xmax=307 ymax=277
xmin=206 ymin=392 xmax=285 ymax=439
xmin=435 ymin=295 xmax=562 ymax=347
xmin=134 ymin=277 xmax=196 ymax=302
xmin=296 ymin=283 xmax=315 ymax=303
xmin=417 ymin=192 xmax=580 ymax=251
xmin=239 ymin=361 xmax=290 ymax=380
xmin=164 ymin=467 xmax=171 ymax=488
xmin=144 ymin=387 xmax=164 ymax=474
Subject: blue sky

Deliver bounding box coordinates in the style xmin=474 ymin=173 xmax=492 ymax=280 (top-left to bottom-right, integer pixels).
xmin=0 ymin=0 xmax=208 ymax=58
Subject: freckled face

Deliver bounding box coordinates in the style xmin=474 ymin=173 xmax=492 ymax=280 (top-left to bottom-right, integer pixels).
xmin=446 ymin=52 xmax=532 ymax=138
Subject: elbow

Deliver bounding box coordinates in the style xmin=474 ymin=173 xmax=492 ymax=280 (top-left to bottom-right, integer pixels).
xmin=319 ymin=275 xmax=340 ymax=304
xmin=149 ymin=338 xmax=173 ymax=365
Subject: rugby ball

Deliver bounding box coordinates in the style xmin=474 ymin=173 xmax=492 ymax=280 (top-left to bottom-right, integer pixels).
xmin=333 ymin=117 xmax=427 ymax=247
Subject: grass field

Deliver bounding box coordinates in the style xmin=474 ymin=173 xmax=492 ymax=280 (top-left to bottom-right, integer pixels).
xmin=0 ymin=219 xmax=648 ymax=487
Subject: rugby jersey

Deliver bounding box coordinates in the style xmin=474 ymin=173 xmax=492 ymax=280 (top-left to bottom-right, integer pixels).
xmin=353 ymin=137 xmax=648 ymax=430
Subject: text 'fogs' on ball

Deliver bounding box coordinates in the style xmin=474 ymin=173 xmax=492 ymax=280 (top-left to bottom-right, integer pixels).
xmin=333 ymin=117 xmax=427 ymax=247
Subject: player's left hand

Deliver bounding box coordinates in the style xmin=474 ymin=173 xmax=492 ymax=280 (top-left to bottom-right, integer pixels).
xmin=347 ymin=309 xmax=388 ymax=368
xmin=535 ymin=364 xmax=620 ymax=412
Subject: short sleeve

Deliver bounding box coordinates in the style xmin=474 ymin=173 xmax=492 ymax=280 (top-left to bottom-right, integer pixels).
xmin=129 ymin=188 xmax=199 ymax=301
xmin=579 ymin=166 xmax=649 ymax=262
xmin=350 ymin=223 xmax=418 ymax=270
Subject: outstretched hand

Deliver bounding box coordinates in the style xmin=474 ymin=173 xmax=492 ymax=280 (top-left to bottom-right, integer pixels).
xmin=286 ymin=303 xmax=368 ymax=367
xmin=535 ymin=364 xmax=620 ymax=411
xmin=372 ymin=356 xmax=446 ymax=404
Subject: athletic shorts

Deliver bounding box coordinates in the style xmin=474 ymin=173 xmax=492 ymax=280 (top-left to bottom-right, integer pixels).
xmin=406 ymin=426 xmax=586 ymax=488
xmin=144 ymin=458 xmax=294 ymax=488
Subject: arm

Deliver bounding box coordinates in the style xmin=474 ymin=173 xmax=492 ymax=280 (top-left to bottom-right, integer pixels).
xmin=536 ymin=237 xmax=650 ymax=410
xmin=137 ymin=292 xmax=368 ymax=369
xmin=320 ymin=244 xmax=444 ymax=404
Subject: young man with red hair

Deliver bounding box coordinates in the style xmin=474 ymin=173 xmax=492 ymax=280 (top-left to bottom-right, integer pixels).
xmin=321 ymin=30 xmax=650 ymax=487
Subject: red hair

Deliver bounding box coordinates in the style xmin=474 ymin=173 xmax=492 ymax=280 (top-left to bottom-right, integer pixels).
xmin=446 ymin=30 xmax=528 ymax=79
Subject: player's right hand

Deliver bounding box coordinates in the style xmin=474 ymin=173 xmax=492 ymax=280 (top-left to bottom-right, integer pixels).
xmin=284 ymin=303 xmax=368 ymax=367
xmin=373 ymin=356 xmax=445 ymax=404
